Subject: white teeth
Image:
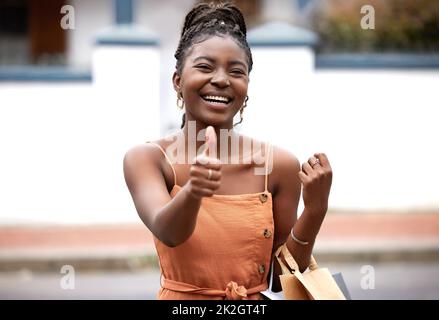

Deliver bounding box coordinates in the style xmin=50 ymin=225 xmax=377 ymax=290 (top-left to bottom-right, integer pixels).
xmin=203 ymin=95 xmax=229 ymax=103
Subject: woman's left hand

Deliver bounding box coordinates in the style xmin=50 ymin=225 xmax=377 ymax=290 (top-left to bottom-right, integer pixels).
xmin=298 ymin=153 xmax=333 ymax=216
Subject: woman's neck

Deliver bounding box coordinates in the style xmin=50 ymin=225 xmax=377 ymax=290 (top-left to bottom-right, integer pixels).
xmin=180 ymin=119 xmax=241 ymax=163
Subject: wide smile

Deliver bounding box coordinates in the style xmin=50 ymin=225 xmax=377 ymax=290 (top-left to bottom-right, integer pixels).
xmin=201 ymin=95 xmax=233 ymax=110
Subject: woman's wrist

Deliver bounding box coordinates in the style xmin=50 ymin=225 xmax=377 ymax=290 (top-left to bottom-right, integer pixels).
xmin=290 ymin=208 xmax=326 ymax=246
xmin=290 ymin=227 xmax=310 ymax=245
xmin=182 ymin=183 xmax=203 ymax=202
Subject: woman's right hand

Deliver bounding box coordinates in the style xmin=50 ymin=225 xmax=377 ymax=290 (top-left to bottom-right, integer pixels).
xmin=184 ymin=126 xmax=222 ymax=199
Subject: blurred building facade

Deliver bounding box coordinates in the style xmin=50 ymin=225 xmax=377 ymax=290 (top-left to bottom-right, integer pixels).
xmin=0 ymin=0 xmax=438 ymax=225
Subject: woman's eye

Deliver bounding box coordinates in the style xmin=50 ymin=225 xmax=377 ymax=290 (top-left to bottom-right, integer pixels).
xmin=231 ymin=69 xmax=245 ymax=75
xmin=195 ymin=65 xmax=212 ymax=71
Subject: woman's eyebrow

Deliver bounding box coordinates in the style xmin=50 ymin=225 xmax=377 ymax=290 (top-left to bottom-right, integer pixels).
xmin=229 ymin=60 xmax=247 ymax=68
xmin=193 ymin=56 xmax=215 ymax=63
xmin=193 ymin=56 xmax=247 ymax=68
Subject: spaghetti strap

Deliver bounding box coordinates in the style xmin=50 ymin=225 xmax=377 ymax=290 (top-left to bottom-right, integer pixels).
xmin=264 ymin=143 xmax=272 ymax=193
xmin=146 ymin=141 xmax=177 ymax=186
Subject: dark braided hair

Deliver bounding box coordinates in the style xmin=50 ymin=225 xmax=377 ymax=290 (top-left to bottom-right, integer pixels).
xmin=175 ymin=1 xmax=253 ymax=128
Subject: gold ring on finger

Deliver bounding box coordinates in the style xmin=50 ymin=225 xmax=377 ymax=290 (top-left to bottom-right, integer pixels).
xmin=311 ymin=158 xmax=320 ymax=168
xmin=207 ymin=169 xmax=213 ymax=180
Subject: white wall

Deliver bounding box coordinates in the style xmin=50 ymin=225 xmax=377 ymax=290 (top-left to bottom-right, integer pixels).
xmin=0 ymin=82 xmax=142 ymax=225
xmin=1 ymin=61 xmax=437 ymax=225
xmin=0 ymin=43 xmax=160 ymax=225
xmin=135 ymin=0 xmax=196 ymax=135
xmin=310 ymin=69 xmax=439 ymax=210
xmin=66 ymin=0 xmax=196 ymax=131
xmin=242 ymin=46 xmax=439 ymax=211
xmin=0 ymin=84 xmax=105 ymax=224
xmin=67 ymin=0 xmax=113 ymax=67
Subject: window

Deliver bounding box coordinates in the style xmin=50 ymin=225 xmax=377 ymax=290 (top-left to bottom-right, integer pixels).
xmin=0 ymin=0 xmax=66 ymax=66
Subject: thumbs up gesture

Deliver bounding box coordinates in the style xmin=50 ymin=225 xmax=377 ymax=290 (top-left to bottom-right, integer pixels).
xmin=185 ymin=126 xmax=222 ymax=199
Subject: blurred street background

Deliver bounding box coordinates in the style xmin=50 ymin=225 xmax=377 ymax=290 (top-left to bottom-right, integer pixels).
xmin=1 ymin=212 xmax=438 ymax=299
xmin=1 ymin=0 xmax=439 ymax=299
xmin=1 ymin=262 xmax=439 ymax=299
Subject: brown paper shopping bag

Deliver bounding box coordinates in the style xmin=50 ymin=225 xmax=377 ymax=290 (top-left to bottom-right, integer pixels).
xmin=275 ymin=244 xmax=346 ymax=300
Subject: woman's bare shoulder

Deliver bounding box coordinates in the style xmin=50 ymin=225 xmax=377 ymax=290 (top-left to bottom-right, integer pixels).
xmin=124 ymin=142 xmax=161 ymax=165
xmin=272 ymin=145 xmax=300 ymax=171
xmin=123 ymin=140 xmax=176 ymax=199
xmin=123 ymin=139 xmax=173 ymax=182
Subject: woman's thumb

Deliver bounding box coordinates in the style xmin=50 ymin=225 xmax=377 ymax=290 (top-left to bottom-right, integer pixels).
xmin=204 ymin=126 xmax=217 ymax=158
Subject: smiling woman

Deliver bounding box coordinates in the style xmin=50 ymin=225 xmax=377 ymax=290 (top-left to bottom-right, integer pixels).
xmin=174 ymin=36 xmax=249 ymax=121
xmin=123 ymin=1 xmax=334 ymax=301
xmin=173 ymin=3 xmax=252 ymax=129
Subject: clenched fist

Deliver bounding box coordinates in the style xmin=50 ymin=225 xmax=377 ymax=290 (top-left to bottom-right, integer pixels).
xmin=185 ymin=126 xmax=222 ymax=199
xmin=298 ymin=153 xmax=333 ymax=216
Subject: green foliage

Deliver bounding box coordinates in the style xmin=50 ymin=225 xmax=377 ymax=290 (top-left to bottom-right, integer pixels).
xmin=311 ymin=0 xmax=439 ymax=52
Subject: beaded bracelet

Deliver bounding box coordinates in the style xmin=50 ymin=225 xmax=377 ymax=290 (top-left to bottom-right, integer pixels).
xmin=290 ymin=228 xmax=309 ymax=245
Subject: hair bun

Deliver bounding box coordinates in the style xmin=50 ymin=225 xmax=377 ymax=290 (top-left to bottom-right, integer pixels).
xmin=181 ymin=2 xmax=247 ymax=38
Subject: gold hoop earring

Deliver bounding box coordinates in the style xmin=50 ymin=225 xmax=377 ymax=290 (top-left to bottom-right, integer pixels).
xmin=177 ymin=92 xmax=184 ymax=110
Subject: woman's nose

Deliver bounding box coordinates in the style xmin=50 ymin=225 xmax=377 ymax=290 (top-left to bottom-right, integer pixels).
xmin=210 ymin=70 xmax=230 ymax=87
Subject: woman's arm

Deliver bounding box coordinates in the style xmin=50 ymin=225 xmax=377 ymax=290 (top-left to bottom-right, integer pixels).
xmin=288 ymin=152 xmax=332 ymax=270
xmin=123 ymin=144 xmax=200 ymax=247
xmin=123 ymin=128 xmax=221 ymax=247
xmin=270 ymin=148 xmax=332 ymax=292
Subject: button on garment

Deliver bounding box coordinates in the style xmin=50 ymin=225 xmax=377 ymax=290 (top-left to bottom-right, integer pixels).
xmin=259 ymin=192 xmax=268 ymax=203
xmin=146 ymin=142 xmax=274 ymax=300
xmin=263 ymin=229 xmax=272 ymax=238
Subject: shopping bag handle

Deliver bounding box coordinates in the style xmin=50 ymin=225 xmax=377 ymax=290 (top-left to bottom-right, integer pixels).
xmin=274 ymin=245 xmax=293 ymax=275
xmin=275 ymin=244 xmax=319 ymax=274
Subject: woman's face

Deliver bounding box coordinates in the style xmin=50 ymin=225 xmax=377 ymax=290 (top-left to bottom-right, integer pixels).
xmin=173 ymin=35 xmax=249 ymax=128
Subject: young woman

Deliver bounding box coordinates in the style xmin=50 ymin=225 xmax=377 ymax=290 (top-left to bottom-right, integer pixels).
xmin=123 ymin=2 xmax=332 ymax=300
